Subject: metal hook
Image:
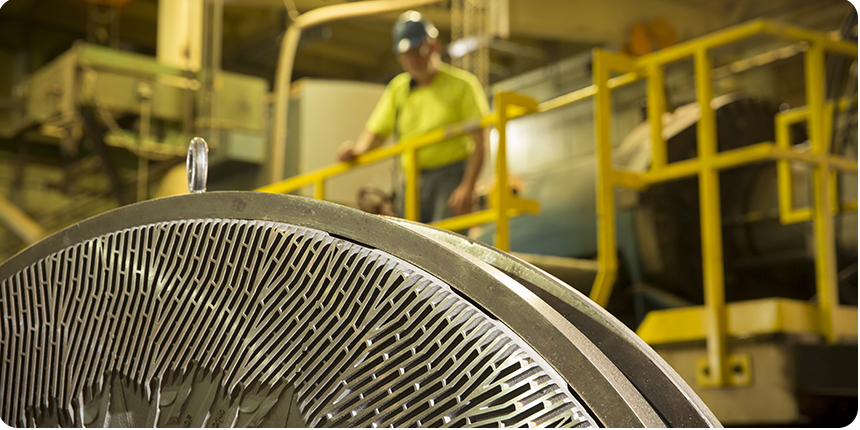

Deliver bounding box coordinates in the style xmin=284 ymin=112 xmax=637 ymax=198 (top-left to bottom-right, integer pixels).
xmin=187 ymin=137 xmax=209 ymax=193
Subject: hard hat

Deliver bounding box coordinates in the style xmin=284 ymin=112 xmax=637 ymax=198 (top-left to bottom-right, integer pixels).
xmin=392 ymin=10 xmax=439 ymax=54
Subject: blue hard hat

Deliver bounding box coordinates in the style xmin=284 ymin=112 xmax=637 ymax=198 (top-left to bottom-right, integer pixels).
xmin=392 ymin=11 xmax=439 ymax=54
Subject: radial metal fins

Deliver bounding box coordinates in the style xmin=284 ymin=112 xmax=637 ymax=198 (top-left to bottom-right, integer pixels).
xmin=0 ymin=192 xmax=721 ymax=428
xmin=1 ymin=218 xmax=593 ymax=428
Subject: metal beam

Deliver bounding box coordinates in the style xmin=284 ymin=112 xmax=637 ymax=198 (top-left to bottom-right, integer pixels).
xmin=637 ymin=298 xmax=858 ymax=345
xmin=0 ymin=195 xmax=47 ymax=245
xmin=507 ymin=0 xmax=725 ymax=45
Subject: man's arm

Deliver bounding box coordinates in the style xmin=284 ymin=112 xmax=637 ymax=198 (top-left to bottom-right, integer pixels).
xmin=447 ymin=128 xmax=486 ymax=215
xmin=339 ymin=77 xmax=398 ymax=162
xmin=337 ymin=130 xmax=387 ymax=162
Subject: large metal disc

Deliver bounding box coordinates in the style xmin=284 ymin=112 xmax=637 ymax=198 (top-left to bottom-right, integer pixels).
xmin=0 ymin=192 xmax=720 ymax=428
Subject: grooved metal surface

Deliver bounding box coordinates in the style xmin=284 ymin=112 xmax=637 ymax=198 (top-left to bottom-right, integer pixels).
xmin=1 ymin=218 xmax=596 ymax=428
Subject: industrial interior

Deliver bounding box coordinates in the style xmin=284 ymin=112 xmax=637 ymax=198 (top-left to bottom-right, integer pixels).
xmin=0 ymin=0 xmax=857 ymax=427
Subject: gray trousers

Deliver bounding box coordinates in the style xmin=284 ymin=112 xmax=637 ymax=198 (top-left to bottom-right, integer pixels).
xmin=396 ymin=161 xmax=467 ymax=224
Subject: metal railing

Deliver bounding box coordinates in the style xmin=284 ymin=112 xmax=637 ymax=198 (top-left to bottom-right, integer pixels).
xmin=257 ymin=91 xmax=541 ymax=252
xmin=258 ymin=19 xmax=858 ymax=388
xmin=587 ymin=20 xmax=857 ymax=388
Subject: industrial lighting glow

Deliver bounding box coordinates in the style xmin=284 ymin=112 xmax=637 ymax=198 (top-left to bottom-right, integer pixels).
xmin=398 ymin=39 xmax=412 ymax=53
xmin=448 ymin=37 xmax=480 ymax=58
xmin=489 ymin=128 xmax=499 ymax=154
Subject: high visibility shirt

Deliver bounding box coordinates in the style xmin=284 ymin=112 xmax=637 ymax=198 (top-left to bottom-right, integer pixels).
xmin=365 ymin=63 xmax=489 ymax=169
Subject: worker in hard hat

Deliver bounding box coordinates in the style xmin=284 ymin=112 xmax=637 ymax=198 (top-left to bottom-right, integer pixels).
xmin=337 ymin=10 xmax=489 ymax=224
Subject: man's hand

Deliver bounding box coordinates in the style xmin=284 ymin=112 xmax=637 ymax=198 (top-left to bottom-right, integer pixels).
xmin=447 ymin=183 xmax=474 ymax=216
xmin=337 ymin=140 xmax=359 ymax=162
xmin=339 ymin=131 xmax=387 ymax=163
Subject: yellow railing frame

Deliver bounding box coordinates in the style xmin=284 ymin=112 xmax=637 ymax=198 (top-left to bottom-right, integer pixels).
xmin=588 ymin=20 xmax=858 ymax=388
xmin=256 ymin=92 xmax=541 ymax=252
xmin=776 ymin=102 xmax=859 ymax=224
xmin=257 ymin=18 xmax=857 ymax=387
xmin=256 ymin=44 xmax=655 ymax=253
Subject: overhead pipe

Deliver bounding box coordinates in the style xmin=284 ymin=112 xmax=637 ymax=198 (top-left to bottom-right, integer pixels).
xmin=269 ymin=0 xmax=445 ymax=183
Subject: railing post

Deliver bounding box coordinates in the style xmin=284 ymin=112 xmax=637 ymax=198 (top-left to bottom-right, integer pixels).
xmin=589 ymin=49 xmax=619 ymax=308
xmin=694 ymin=47 xmax=730 ymax=387
xmin=805 ymin=42 xmax=839 ymax=343
xmin=404 ymin=148 xmax=420 ymax=221
xmin=775 ymin=110 xmax=799 ymax=225
xmin=491 ymin=93 xmax=539 ymax=252
xmin=647 ymin=63 xmax=667 ymax=170
xmin=492 ymin=93 xmax=513 ymax=252
xmin=314 ymin=178 xmax=325 ymax=200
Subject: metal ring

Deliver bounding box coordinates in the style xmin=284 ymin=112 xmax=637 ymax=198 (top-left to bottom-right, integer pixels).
xmin=0 ymin=192 xmax=720 ymax=427
xmin=186 ymin=137 xmax=209 ymax=193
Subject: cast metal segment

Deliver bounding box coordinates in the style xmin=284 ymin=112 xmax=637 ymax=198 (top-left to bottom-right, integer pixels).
xmin=389 ymin=218 xmax=722 ymax=428
xmin=1 ymin=213 xmax=596 ymax=427
xmin=0 ymin=191 xmax=720 ymax=428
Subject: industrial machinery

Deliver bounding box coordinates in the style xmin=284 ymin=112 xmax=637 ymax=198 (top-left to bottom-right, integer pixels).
xmin=250 ymin=17 xmax=858 ymax=426
xmin=1 ymin=41 xmax=269 ymax=184
xmin=467 ymin=20 xmax=859 ymax=426
xmin=628 ymin=94 xmax=857 ymax=426
xmin=0 ymin=7 xmax=269 ymax=260
xmin=0 ymin=181 xmax=721 ymax=427
xmin=1 ymin=0 xmax=855 ymax=425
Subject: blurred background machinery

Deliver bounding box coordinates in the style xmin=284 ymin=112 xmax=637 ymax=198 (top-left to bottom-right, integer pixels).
xmin=0 ymin=0 xmax=857 ymax=427
xmin=0 ymin=0 xmax=269 ymax=259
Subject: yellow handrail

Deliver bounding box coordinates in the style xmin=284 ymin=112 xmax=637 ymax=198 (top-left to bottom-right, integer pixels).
xmin=257 ymin=19 xmax=858 ymax=387
xmin=257 ymin=115 xmax=495 ymax=195
xmin=256 ymin=93 xmax=541 ymax=252
xmin=588 ymin=20 xmax=857 ymax=388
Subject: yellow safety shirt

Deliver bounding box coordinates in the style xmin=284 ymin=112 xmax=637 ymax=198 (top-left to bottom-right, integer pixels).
xmin=366 ymin=63 xmax=489 ymax=169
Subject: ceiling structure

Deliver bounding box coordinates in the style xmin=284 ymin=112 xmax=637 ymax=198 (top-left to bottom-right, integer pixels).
xmin=0 ymin=0 xmax=855 ymax=87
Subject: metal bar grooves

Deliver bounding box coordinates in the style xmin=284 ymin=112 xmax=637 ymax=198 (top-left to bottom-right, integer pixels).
xmin=1 ymin=218 xmax=595 ymax=428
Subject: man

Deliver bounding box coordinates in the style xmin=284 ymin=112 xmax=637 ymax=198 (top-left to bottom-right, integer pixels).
xmin=337 ymin=10 xmax=489 ymax=224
